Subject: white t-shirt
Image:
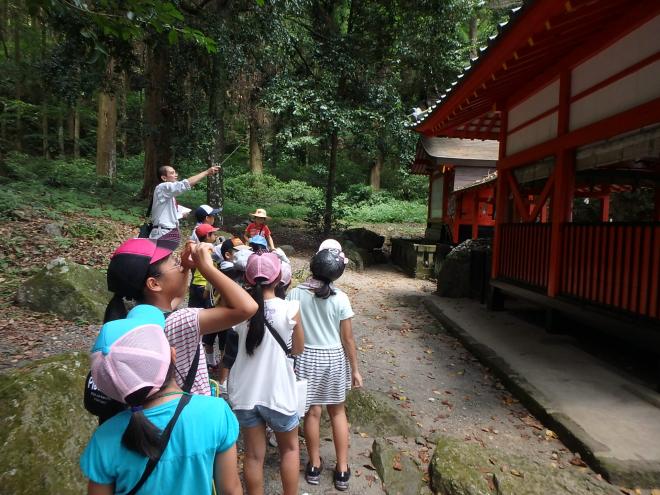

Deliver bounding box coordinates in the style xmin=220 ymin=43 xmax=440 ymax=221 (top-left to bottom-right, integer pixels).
xmin=150 ymin=179 xmax=191 ymax=232
xmin=286 ymin=287 xmax=354 ymax=349
xmin=228 ymin=298 xmax=300 ymax=415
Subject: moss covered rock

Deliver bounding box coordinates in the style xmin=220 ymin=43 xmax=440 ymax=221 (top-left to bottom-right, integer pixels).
xmin=15 ymin=258 xmax=111 ymax=323
xmin=346 ymin=388 xmax=420 ymax=438
xmin=0 ymin=353 xmax=97 ymax=494
xmin=429 ymin=435 xmax=620 ymax=495
xmin=371 ymin=438 xmax=424 ymax=495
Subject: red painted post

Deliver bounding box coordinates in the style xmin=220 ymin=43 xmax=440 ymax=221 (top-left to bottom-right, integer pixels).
xmin=491 ymin=110 xmax=508 ymax=279
xmin=547 ymin=70 xmax=574 ymax=297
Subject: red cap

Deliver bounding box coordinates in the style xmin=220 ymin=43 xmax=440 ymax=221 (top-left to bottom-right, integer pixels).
xmin=195 ymin=224 xmax=220 ymax=238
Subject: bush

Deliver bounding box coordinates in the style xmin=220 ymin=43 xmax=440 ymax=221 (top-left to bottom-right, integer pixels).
xmin=225 ymin=173 xmax=322 ymax=206
xmin=345 ymin=198 xmax=427 ymax=223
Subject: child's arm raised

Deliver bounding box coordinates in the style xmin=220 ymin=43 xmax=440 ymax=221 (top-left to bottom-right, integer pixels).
xmin=339 ymin=318 xmax=363 ymax=388
xmin=189 ymin=242 xmax=257 ymax=334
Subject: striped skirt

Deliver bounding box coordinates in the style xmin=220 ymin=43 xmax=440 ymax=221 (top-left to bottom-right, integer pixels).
xmin=295 ymin=346 xmax=351 ymax=407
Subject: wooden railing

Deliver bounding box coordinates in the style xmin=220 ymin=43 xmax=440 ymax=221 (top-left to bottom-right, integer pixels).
xmin=561 ymin=223 xmax=660 ymax=319
xmin=499 ymin=223 xmax=552 ymax=290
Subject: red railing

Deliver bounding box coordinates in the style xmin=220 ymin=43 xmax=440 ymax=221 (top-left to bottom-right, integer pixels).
xmin=561 ymin=223 xmax=660 ymax=320
xmin=500 ymin=223 xmax=552 ymax=290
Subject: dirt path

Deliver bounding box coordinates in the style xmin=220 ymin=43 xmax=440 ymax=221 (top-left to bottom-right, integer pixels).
xmin=259 ymin=257 xmax=601 ymax=494
xmin=0 ymin=249 xmax=602 ymax=493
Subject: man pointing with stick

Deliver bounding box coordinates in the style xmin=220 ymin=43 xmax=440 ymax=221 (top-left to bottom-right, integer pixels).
xmin=149 ymin=164 xmax=221 ymax=244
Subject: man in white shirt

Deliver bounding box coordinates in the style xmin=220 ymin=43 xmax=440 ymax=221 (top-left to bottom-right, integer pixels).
xmin=149 ymin=165 xmax=220 ymax=243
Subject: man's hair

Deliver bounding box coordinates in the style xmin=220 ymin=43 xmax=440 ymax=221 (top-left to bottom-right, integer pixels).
xmin=158 ymin=165 xmax=170 ymax=180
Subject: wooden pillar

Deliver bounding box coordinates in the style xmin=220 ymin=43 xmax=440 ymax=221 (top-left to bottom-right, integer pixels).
xmin=547 ymin=70 xmax=574 ymax=297
xmin=442 ymin=168 xmax=451 ymax=224
xmin=601 ymin=195 xmax=610 ymax=222
xmin=491 ymin=109 xmax=508 ymax=279
xmin=472 ymin=191 xmax=479 ymax=239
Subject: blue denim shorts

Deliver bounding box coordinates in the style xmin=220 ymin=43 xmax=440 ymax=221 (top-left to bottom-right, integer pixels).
xmin=234 ymin=405 xmax=299 ymax=432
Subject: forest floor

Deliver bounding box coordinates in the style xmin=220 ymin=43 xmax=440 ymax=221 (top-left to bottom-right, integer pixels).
xmin=0 ymin=213 xmax=636 ymax=493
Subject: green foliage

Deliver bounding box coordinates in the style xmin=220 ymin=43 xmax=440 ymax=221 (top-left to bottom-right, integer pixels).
xmin=225 ymin=173 xmax=322 ymax=206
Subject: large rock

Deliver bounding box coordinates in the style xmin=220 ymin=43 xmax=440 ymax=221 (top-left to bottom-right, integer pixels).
xmin=16 ymin=258 xmax=111 ymax=323
xmin=429 ymin=435 xmax=620 ymax=495
xmin=0 ymin=353 xmax=97 ymax=494
xmin=344 ymin=228 xmax=385 ymax=251
xmin=346 ymin=388 xmax=420 ymax=438
xmin=371 ymin=438 xmax=424 ymax=495
xmin=436 ymin=239 xmax=490 ymax=298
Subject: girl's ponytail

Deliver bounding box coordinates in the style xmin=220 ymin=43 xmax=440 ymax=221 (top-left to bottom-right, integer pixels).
xmin=103 ymin=293 xmax=128 ymax=323
xmin=245 ymin=280 xmax=266 ymax=355
xmin=121 ymin=364 xmax=176 ymax=459
xmin=313 ymin=279 xmax=335 ymax=299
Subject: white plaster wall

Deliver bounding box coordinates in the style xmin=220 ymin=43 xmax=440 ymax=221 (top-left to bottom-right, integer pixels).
xmin=507 ymin=112 xmax=558 ymax=155
xmin=572 ymin=15 xmax=660 ymax=96
xmin=570 ymin=60 xmax=660 ymax=131
xmin=508 ymin=79 xmax=560 ymax=131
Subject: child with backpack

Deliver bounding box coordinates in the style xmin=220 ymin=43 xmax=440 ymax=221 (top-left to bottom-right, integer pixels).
xmin=80 ymin=304 xmax=242 ymax=495
xmin=244 ymin=208 xmax=275 ymax=250
xmin=85 ymin=237 xmax=257 ymax=423
xmin=228 ymin=252 xmax=304 ymax=495
xmin=286 ymin=241 xmax=363 ymax=491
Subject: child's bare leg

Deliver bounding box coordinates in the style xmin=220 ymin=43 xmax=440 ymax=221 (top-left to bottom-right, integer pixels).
xmin=327 ymin=403 xmax=349 ymax=471
xmin=218 ymin=366 xmax=229 ymax=383
xmin=274 ymin=428 xmax=300 ymax=495
xmin=303 ymin=405 xmax=322 ymax=467
xmin=243 ymin=425 xmax=267 ymax=495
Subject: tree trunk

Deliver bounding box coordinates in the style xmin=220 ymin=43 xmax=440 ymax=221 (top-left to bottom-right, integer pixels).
xmin=96 ymin=57 xmax=117 ymax=178
xmin=142 ymin=38 xmax=172 ymax=198
xmin=324 ymin=129 xmax=338 ymax=236
xmin=13 ymin=8 xmax=21 ymax=152
xmin=73 ymin=102 xmax=80 ymax=159
xmin=117 ymin=70 xmax=128 ymax=158
xmin=57 ymin=111 xmax=64 ymax=157
xmin=370 ymin=148 xmax=384 ymax=191
xmin=249 ymin=115 xmax=263 ymax=174
xmin=468 ymin=16 xmax=478 ymax=59
xmin=207 ymin=55 xmax=225 ymax=224
xmin=41 ymin=101 xmax=49 ymax=158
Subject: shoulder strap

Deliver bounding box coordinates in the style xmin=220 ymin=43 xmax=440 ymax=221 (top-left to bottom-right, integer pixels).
xmin=182 ymin=344 xmax=200 ymax=393
xmin=126 ymin=393 xmax=192 ymax=495
xmin=264 ymin=318 xmax=291 ymax=357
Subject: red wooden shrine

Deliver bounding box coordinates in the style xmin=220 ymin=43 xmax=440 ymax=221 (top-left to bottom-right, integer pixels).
xmin=409 ymin=0 xmax=660 ymax=326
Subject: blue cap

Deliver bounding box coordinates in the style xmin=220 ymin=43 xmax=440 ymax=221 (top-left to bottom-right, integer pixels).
xmin=250 ymin=234 xmax=268 ymax=248
xmin=92 ymin=305 xmax=166 ymax=355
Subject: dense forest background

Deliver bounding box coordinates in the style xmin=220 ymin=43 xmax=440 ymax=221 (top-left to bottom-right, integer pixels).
xmin=0 ymin=0 xmax=519 ymax=232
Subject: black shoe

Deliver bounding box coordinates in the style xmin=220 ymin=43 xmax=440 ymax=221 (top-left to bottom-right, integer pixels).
xmin=334 ymin=466 xmax=351 ymax=491
xmin=305 ymin=459 xmax=323 ymax=485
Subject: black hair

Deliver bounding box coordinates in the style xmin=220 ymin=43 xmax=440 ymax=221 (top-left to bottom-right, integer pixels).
xmin=275 ymin=282 xmax=290 ymax=300
xmin=245 ymin=277 xmax=279 ymax=355
xmin=310 ymin=249 xmax=345 ymax=299
xmin=158 ymin=165 xmax=170 ymax=180
xmin=121 ymin=363 xmax=176 ymax=459
xmin=198 ymin=233 xmax=209 ymax=242
xmin=103 ymin=256 xmax=169 ymax=323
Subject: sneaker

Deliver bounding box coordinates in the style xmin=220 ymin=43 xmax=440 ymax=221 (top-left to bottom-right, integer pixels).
xmin=334 ymin=466 xmax=351 ymax=491
xmin=266 ymin=427 xmax=278 ymax=447
xmin=305 ymin=459 xmax=323 ymax=485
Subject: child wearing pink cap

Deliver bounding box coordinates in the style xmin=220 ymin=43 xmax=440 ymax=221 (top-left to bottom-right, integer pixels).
xmin=85 ymin=237 xmax=258 ymax=424
xmin=80 ymin=305 xmax=242 ymax=495
xmin=228 ymin=252 xmax=304 ymax=495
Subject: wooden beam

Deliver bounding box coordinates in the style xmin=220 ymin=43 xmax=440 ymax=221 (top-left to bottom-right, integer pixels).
xmin=499 ymin=97 xmax=660 ymax=171
xmin=529 ymin=171 xmax=556 ymax=221
xmin=507 ymin=172 xmax=531 ymax=222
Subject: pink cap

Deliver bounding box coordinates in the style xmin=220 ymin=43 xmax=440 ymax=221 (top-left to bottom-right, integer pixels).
xmin=91 ymin=305 xmax=170 ymax=404
xmin=112 ymin=238 xmax=173 ymax=264
xmin=279 ymin=261 xmax=292 ymax=286
xmin=245 ymin=252 xmax=281 ymax=286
